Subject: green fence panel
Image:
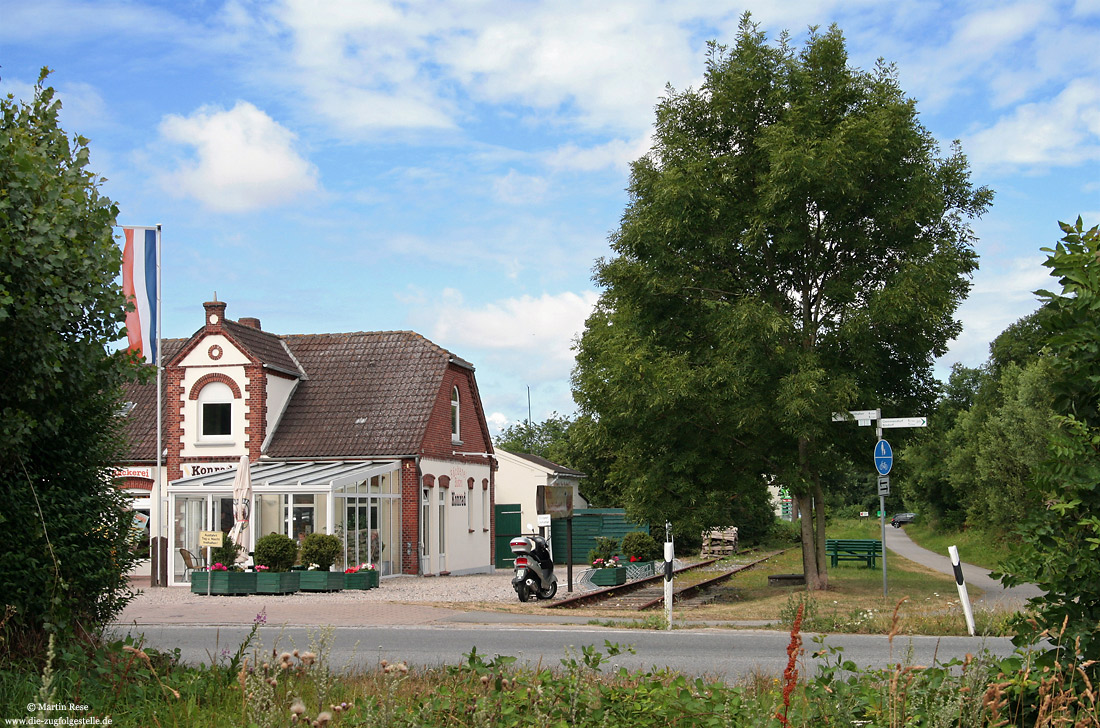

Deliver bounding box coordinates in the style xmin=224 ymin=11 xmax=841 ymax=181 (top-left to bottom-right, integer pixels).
xmin=550 ymin=509 xmax=649 ymax=564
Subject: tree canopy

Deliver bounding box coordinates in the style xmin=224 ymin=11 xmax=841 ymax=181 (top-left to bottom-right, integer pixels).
xmin=571 ymin=16 xmax=991 ymax=586
xmin=0 ymin=70 xmax=141 ymax=659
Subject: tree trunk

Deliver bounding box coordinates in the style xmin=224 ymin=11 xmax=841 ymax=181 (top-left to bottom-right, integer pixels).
xmin=796 ymin=492 xmax=818 ymax=588
xmin=811 ymin=478 xmax=829 ymax=590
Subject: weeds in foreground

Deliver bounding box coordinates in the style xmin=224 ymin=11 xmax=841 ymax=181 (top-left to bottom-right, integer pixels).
xmin=4 ymin=613 xmax=1100 ymax=726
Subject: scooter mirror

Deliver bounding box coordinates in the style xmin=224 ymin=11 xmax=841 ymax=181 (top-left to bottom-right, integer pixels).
xmin=527 ymin=523 xmax=535 ymax=532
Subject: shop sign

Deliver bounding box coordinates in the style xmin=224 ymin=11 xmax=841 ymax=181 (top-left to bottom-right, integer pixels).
xmin=183 ymin=462 xmax=236 ymax=477
xmin=113 ymin=466 xmax=153 ymax=480
xmin=536 ymin=484 xmax=574 ymax=519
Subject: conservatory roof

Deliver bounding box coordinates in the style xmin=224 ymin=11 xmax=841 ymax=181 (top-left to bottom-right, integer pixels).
xmin=168 ymin=460 xmax=400 ymax=492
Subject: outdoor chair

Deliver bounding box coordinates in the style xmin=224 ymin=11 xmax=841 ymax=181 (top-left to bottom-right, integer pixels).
xmin=179 ymin=548 xmax=205 ymax=581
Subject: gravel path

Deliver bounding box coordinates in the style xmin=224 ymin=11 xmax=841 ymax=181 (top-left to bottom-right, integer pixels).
xmin=127 ymin=573 xmax=520 ymax=608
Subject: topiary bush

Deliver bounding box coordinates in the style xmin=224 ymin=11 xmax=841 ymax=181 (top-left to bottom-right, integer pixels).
xmin=254 ymin=533 xmax=297 ymax=572
xmin=622 ymin=531 xmax=661 ymax=561
xmin=300 ymin=533 xmax=342 ymax=571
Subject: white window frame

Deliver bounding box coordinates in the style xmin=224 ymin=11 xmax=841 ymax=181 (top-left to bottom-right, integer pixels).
xmin=450 ymin=386 xmax=461 ymax=443
xmin=198 ymin=381 xmax=234 ymax=444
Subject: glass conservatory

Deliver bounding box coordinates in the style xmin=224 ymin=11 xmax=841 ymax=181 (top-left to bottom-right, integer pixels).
xmin=167 ymin=460 xmax=402 ymax=585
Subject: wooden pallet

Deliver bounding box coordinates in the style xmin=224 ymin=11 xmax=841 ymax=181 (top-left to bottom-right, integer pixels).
xmin=701 ymin=527 xmax=739 ymax=557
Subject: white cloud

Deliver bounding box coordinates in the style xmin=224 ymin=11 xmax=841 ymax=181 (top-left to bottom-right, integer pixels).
xmin=493 ymin=169 xmax=549 ymax=205
xmin=426 ymin=289 xmax=599 ymax=382
xmin=940 ymin=258 xmax=1049 ymax=369
xmin=157 ymin=101 xmax=319 ymax=213
xmin=545 ymin=136 xmax=651 ymax=172
xmin=964 ymin=78 xmax=1100 ymax=170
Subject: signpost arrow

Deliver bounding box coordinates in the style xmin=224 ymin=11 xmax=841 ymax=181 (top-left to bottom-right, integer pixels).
xmin=831 ymin=409 xmax=880 ymax=422
xmin=880 ymin=417 xmax=928 ymax=428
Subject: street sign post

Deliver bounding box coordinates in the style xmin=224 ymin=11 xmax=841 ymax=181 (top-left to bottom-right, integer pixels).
xmin=833 ymin=410 xmax=926 ymax=597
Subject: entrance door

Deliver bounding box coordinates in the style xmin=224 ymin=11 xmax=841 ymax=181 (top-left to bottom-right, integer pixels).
xmin=493 ymin=504 xmax=522 ymax=569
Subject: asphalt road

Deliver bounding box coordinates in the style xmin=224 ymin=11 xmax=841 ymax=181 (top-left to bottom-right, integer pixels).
xmin=111 ymin=623 xmax=1019 ymax=680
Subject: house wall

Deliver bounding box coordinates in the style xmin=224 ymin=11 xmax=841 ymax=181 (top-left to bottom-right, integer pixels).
xmin=419 ymin=457 xmax=493 ymax=575
xmin=493 ymin=452 xmax=587 ymax=535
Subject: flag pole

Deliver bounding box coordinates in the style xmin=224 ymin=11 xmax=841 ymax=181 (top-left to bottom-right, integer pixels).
xmin=153 ymin=224 xmax=164 ymax=586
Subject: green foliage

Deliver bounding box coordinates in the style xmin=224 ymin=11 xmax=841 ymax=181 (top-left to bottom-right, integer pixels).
xmin=299 ymin=533 xmax=342 ymax=571
xmin=2 ymin=631 xmax=1096 ymax=726
xmin=254 ymin=533 xmax=298 ymax=572
xmin=621 ymin=531 xmax=661 ymax=561
xmin=0 ymin=70 xmax=142 ymax=662
xmin=493 ymin=412 xmax=573 ymax=463
xmin=571 ymin=15 xmax=990 ymax=586
xmin=998 ymin=218 xmax=1100 ymax=671
xmin=208 ymin=539 xmax=242 ymax=570
xmin=587 ymin=536 xmax=619 ymax=565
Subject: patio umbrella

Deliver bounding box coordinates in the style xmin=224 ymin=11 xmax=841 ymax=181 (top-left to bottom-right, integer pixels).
xmin=227 ymin=455 xmax=252 ymax=567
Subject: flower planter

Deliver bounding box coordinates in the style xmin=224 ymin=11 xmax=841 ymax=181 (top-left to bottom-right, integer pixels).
xmin=255 ymin=571 xmax=299 ymax=594
xmin=299 ymin=570 xmax=344 ymax=592
xmin=190 ymin=571 xmax=256 ymax=595
xmin=344 ymin=572 xmax=371 ymax=590
xmin=366 ymin=569 xmax=379 ymax=589
xmin=590 ymin=567 xmax=627 ymax=587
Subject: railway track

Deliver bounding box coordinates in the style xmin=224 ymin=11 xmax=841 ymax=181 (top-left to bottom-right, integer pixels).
xmin=550 ymin=550 xmax=783 ymax=611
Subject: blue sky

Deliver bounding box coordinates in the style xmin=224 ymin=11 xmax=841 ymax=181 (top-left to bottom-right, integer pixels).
xmin=3 ymin=1 xmax=1098 ymax=433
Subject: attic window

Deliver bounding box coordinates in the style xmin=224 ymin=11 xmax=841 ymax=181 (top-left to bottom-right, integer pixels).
xmin=118 ymin=402 xmax=136 ymax=417
xmin=199 ymin=381 xmax=233 ymax=440
xmin=451 ymin=386 xmax=461 ymax=443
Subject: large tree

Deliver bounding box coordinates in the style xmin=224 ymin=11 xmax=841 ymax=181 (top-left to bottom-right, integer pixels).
xmin=0 ymin=71 xmax=141 ymax=659
xmin=572 ymin=17 xmax=991 ymax=588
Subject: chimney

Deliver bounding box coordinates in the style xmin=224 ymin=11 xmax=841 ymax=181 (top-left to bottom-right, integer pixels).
xmin=204 ymin=300 xmax=227 ymax=332
xmin=239 ymin=317 xmax=261 ymax=330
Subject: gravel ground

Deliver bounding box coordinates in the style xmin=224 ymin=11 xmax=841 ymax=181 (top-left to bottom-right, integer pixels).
xmin=127 ymin=572 xmax=522 ymax=607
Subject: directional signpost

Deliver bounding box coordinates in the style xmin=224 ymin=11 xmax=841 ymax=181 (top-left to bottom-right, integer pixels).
xmin=833 ymin=409 xmax=926 ymax=597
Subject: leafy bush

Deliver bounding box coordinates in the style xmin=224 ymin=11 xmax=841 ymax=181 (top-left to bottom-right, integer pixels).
xmin=300 ymin=533 xmax=342 ymax=571
xmin=587 ymin=536 xmax=619 ymax=566
xmin=254 ymin=533 xmax=297 ymax=572
xmin=622 ymin=531 xmax=660 ymax=561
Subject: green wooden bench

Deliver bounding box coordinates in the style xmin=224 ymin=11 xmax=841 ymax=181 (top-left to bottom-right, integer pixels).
xmin=825 ymin=539 xmax=882 ymax=568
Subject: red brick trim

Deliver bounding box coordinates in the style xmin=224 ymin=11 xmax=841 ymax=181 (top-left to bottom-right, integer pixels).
xmin=423 ymin=474 xmax=435 ymax=488
xmin=482 ymin=478 xmax=489 ymax=490
xmin=438 ymin=475 xmax=450 ymax=488
xmin=188 ymin=373 xmax=242 ymax=400
xmin=467 ymin=477 xmax=474 ymax=490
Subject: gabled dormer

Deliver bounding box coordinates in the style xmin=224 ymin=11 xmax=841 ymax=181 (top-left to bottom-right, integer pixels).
xmin=165 ymin=300 xmax=303 ymax=478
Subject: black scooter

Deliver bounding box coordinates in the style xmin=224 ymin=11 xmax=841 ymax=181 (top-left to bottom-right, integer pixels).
xmin=509 ymin=531 xmax=558 ymax=602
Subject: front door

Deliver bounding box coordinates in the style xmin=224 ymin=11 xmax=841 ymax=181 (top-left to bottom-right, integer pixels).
xmin=494 ymin=504 xmax=522 ymax=569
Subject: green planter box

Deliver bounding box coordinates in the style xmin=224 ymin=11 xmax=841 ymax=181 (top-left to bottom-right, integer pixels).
xmin=255 ymin=571 xmax=299 ymax=594
xmin=590 ymin=567 xmax=627 ymax=587
xmin=366 ymin=569 xmax=379 ymax=589
xmin=299 ymin=571 xmax=344 ymax=592
xmin=190 ymin=571 xmax=256 ymax=595
xmin=344 ymin=572 xmax=371 ymax=590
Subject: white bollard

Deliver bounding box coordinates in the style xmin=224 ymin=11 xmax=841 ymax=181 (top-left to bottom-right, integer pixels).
xmin=948 ymin=545 xmax=976 ymax=636
xmin=664 ymin=540 xmax=674 ymax=630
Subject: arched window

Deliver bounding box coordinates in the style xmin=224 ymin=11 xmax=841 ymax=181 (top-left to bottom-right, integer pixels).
xmin=199 ymin=381 xmax=234 ymax=439
xmin=450 ymin=386 xmax=461 ymax=443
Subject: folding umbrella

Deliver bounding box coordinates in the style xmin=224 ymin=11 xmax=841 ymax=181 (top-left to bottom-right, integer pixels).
xmin=227 ymin=455 xmax=252 ymax=567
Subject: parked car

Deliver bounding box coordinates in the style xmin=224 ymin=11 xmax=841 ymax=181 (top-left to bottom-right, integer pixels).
xmin=891 ymin=512 xmax=917 ymax=528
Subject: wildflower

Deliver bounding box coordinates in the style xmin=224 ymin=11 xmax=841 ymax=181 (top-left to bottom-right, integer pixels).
xmin=316 ymin=711 xmax=332 ymax=726
xmin=256 ymin=565 xmax=269 ymax=571
xmin=255 ymin=608 xmax=267 ymax=625
xmin=300 ymin=651 xmax=317 ymax=667
xmin=290 ymin=699 xmax=306 ymax=716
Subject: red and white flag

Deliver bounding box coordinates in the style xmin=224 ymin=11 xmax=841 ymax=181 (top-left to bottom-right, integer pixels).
xmin=121 ymin=226 xmax=159 ymax=364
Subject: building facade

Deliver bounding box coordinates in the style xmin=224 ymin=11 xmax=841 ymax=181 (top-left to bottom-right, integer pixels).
xmin=118 ymin=300 xmax=496 ymax=585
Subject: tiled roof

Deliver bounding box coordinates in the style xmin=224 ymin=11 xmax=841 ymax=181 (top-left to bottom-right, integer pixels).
xmin=223 ymin=320 xmax=302 ymax=377
xmin=266 ymin=331 xmax=451 ymax=458
xmin=119 ymin=338 xmax=186 ymax=461
xmin=503 ymin=450 xmax=586 ymax=478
